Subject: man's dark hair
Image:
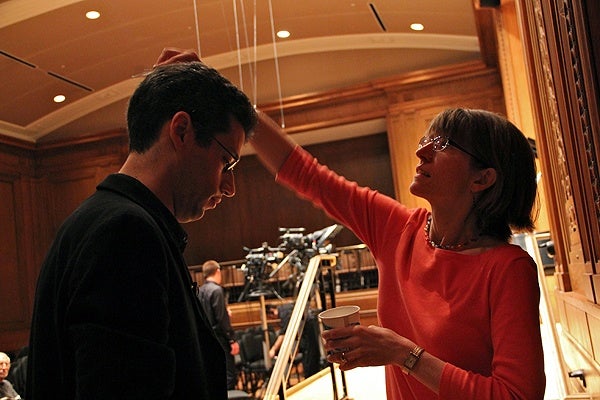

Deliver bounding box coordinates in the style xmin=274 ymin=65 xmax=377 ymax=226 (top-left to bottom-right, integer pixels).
xmin=127 ymin=62 xmax=257 ymax=152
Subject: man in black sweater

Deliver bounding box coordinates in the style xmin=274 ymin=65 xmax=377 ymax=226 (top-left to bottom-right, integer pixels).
xmin=27 ymin=48 xmax=257 ymax=400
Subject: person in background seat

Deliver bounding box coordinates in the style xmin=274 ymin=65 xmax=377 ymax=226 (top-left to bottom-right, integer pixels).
xmin=266 ymin=303 xmax=322 ymax=378
xmin=0 ymin=352 xmax=21 ymax=400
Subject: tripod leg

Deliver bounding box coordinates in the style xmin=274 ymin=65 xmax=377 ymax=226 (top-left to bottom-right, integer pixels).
xmin=237 ymin=276 xmax=254 ymax=302
xmin=329 ymin=363 xmax=339 ymax=400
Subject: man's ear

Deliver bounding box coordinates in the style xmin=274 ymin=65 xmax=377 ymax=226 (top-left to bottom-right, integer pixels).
xmin=471 ymin=167 xmax=497 ymax=193
xmin=169 ymin=111 xmax=193 ymax=147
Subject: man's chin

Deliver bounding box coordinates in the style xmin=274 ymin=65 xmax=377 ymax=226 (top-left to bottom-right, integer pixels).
xmin=177 ymin=210 xmax=205 ymax=224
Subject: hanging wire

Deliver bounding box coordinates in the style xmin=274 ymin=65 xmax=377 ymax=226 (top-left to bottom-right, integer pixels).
xmin=232 ymin=0 xmax=244 ymax=91
xmin=267 ymin=0 xmax=285 ymax=128
xmin=192 ymin=0 xmax=202 ymax=57
xmin=238 ymin=0 xmax=257 ymax=106
xmin=253 ymin=0 xmax=258 ymax=107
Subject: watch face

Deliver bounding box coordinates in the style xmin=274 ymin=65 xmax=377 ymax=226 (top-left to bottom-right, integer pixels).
xmin=405 ymin=355 xmax=418 ymax=368
xmin=402 ymin=346 xmax=424 ymax=374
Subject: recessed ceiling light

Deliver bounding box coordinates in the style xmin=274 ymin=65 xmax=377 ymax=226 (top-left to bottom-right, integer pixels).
xmin=277 ymin=30 xmax=290 ymax=39
xmin=86 ymin=11 xmax=100 ymax=20
xmin=410 ymin=23 xmax=424 ymax=31
xmin=53 ymin=95 xmax=66 ymax=103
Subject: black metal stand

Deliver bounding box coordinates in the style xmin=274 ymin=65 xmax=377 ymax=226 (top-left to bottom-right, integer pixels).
xmin=321 ymin=260 xmax=351 ymax=400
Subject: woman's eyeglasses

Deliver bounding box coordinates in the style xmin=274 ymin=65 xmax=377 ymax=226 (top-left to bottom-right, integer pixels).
xmin=418 ymin=135 xmax=488 ymax=166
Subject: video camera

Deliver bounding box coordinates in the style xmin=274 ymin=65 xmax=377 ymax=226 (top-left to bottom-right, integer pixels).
xmin=238 ymin=224 xmax=343 ymax=301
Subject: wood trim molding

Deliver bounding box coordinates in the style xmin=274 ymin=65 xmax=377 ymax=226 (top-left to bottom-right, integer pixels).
xmin=524 ymin=0 xmax=600 ymax=300
xmin=472 ymin=0 xmax=500 ymax=68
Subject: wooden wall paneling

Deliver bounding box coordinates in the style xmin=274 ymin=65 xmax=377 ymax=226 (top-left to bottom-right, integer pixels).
xmin=260 ymin=83 xmax=388 ymax=136
xmin=558 ymin=291 xmax=600 ymax=394
xmin=0 ymin=135 xmax=128 ymax=352
xmin=564 ymin=301 xmax=592 ymax=356
xmin=35 ymin=133 xmax=127 ymax=172
xmin=491 ymin=1 xmax=552 ymax=234
xmin=515 ymin=0 xmax=574 ymax=293
xmin=589 ymin=312 xmax=600 ymax=363
xmin=515 ymin=0 xmax=600 ymax=394
xmin=30 ymin=175 xmax=56 ymax=275
xmin=15 ymin=176 xmax=37 ymax=319
xmin=565 ymin=0 xmax=600 ymax=271
xmin=0 ymin=175 xmax=30 ymax=351
xmin=0 ymin=143 xmax=35 ymax=352
xmin=534 ymin=0 xmax=600 ymax=302
xmin=33 ymin=135 xmax=128 ymax=262
xmin=492 ymin=1 xmax=534 ymax=129
xmin=385 ymin=110 xmax=425 ymax=209
xmin=40 ymin=166 xmax=125 ymax=236
xmin=558 ymin=329 xmax=600 ymax=394
xmin=549 ymin=0 xmax=599 ymax=278
xmin=473 ymin=0 xmax=500 ymax=69
xmin=517 ymin=0 xmax=590 ymax=297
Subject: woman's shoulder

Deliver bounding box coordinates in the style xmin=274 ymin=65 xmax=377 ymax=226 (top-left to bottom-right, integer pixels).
xmin=481 ymin=242 xmax=538 ymax=275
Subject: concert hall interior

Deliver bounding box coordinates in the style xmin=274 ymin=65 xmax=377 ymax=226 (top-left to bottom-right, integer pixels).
xmin=1 ymin=1 xmax=599 ymax=399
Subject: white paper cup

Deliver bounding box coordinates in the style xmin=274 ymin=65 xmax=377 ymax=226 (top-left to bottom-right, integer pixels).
xmin=318 ymin=305 xmax=360 ymax=330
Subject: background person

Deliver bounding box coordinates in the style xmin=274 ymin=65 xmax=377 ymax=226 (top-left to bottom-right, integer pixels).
xmin=197 ymin=260 xmax=240 ymax=390
xmin=0 ymin=352 xmax=21 ymax=400
xmin=250 ymin=107 xmax=545 ymax=399
xmin=26 ymin=49 xmax=257 ymax=400
xmin=6 ymin=347 xmax=27 ymax=398
xmin=266 ymin=303 xmax=322 ymax=379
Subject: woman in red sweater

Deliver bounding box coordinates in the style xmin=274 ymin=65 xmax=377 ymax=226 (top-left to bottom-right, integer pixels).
xmin=251 ymin=107 xmax=545 ymax=400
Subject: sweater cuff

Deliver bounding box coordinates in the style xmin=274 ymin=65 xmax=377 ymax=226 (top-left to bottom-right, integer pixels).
xmin=275 ymin=145 xmax=308 ymax=184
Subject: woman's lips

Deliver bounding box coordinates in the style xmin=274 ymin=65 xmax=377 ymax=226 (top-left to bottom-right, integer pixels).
xmin=416 ymin=167 xmax=430 ymax=177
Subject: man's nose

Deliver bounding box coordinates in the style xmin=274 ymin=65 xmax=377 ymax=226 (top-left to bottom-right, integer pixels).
xmin=221 ymin=171 xmax=236 ymax=197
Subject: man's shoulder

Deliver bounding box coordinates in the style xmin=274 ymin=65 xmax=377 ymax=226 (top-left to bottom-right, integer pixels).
xmin=199 ymin=281 xmax=222 ymax=294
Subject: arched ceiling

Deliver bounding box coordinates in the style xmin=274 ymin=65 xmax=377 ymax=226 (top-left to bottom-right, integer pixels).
xmin=0 ymin=0 xmax=491 ymax=144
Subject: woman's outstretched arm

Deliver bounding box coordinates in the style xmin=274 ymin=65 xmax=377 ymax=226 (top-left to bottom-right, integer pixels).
xmin=250 ymin=110 xmax=297 ymax=175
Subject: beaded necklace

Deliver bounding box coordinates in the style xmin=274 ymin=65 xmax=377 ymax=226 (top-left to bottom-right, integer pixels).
xmin=424 ymin=213 xmax=473 ymax=250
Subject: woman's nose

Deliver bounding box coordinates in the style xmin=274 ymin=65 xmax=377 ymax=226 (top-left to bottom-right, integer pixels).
xmin=415 ymin=142 xmax=434 ymax=160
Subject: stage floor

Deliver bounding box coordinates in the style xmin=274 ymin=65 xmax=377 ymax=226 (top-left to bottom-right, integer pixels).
xmin=287 ymin=365 xmax=386 ymax=400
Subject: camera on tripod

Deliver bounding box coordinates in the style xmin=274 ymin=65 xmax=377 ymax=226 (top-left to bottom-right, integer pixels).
xmin=241 ymin=242 xmax=284 ymax=282
xmin=237 ymin=225 xmax=344 ymax=302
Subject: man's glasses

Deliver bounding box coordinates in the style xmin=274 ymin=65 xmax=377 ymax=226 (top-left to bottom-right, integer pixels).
xmin=418 ymin=135 xmax=487 ymax=166
xmin=209 ymin=134 xmax=240 ymax=172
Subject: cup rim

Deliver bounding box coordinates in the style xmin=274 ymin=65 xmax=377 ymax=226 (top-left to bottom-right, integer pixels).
xmin=318 ymin=305 xmax=360 ymax=320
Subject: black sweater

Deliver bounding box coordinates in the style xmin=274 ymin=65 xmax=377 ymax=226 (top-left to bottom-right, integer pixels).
xmin=27 ymin=174 xmax=226 ymax=399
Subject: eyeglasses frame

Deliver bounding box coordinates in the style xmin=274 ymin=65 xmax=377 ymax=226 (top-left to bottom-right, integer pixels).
xmin=418 ymin=135 xmax=488 ymax=167
xmin=208 ymin=134 xmax=240 ymax=172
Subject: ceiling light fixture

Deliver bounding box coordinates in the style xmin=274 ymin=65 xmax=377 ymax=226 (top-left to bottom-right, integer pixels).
xmin=410 ymin=23 xmax=424 ymax=31
xmin=85 ymin=11 xmax=100 ymax=20
xmin=276 ymin=30 xmax=290 ymax=39
xmin=53 ymin=95 xmax=66 ymax=103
